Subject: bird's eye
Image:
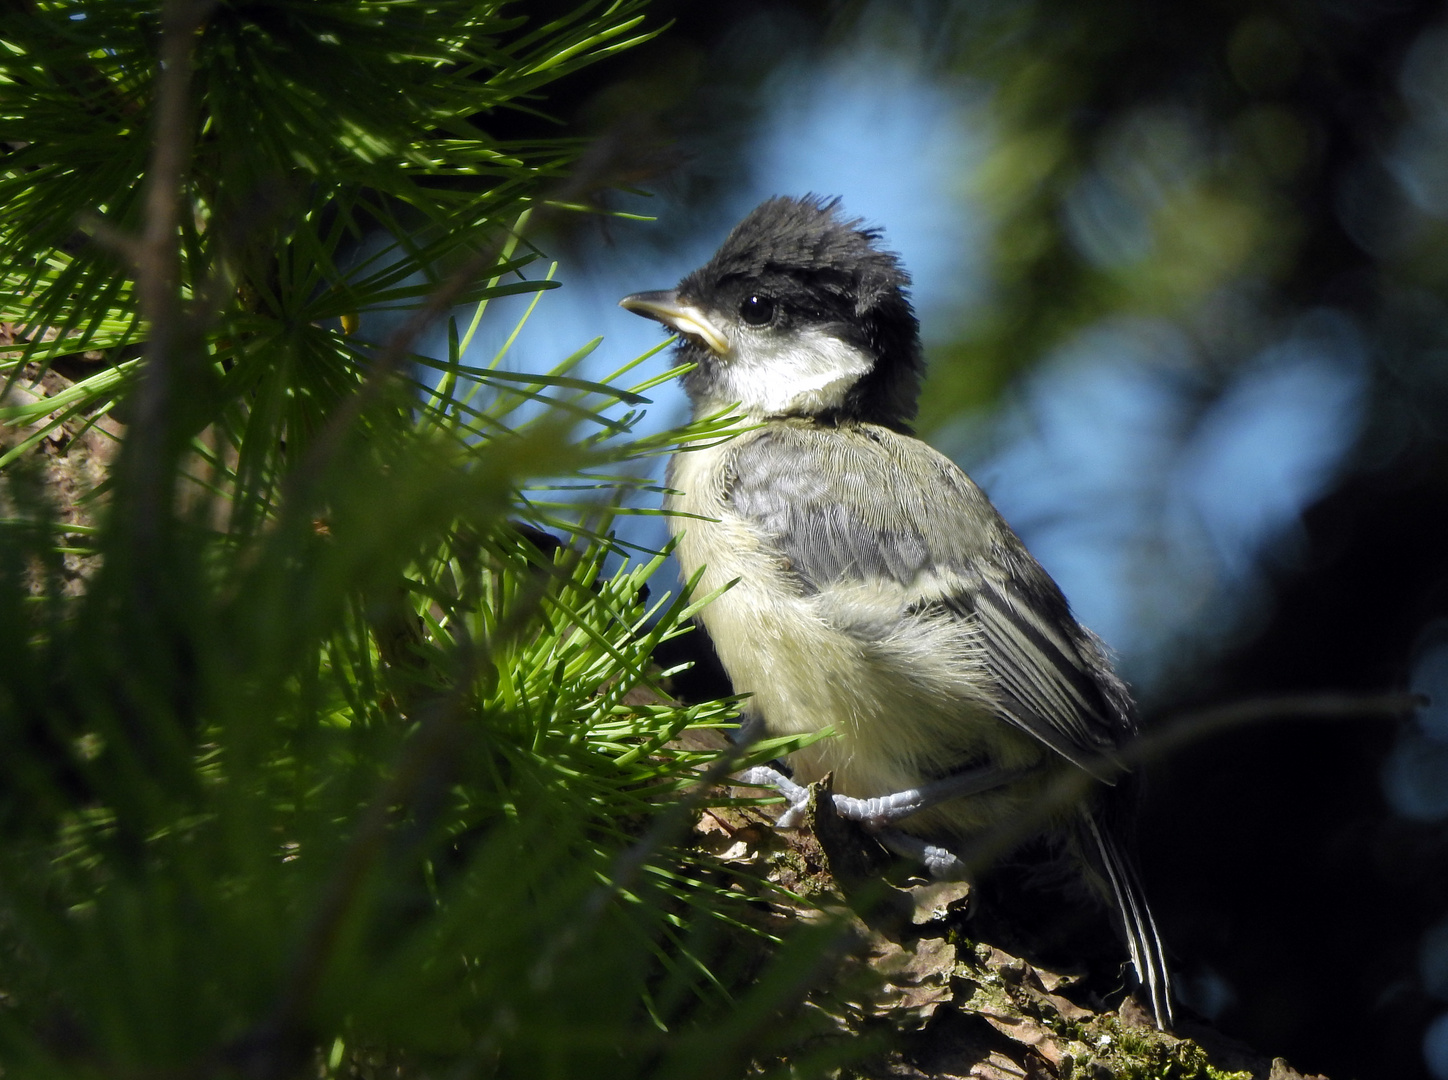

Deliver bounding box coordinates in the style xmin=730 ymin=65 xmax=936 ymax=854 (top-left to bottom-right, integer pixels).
xmin=739 ymin=294 xmax=775 ymax=326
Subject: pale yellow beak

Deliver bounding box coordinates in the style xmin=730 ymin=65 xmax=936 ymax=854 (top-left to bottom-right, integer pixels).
xmin=618 ymin=290 xmax=730 ymax=356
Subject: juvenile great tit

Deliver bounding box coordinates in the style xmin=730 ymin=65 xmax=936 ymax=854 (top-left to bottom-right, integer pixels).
xmin=620 ymin=194 xmax=1172 ymax=1027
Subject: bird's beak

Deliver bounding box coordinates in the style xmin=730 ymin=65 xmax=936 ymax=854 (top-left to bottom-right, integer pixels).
xmin=618 ymin=290 xmax=729 ymax=356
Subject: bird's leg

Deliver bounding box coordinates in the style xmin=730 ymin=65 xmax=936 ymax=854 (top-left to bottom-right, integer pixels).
xmin=833 ymin=768 xmax=1031 ymax=884
xmin=733 ymin=766 xmax=989 ymax=879
xmin=827 ymin=764 xmax=1034 ymax=829
xmin=737 ymin=757 xmax=1036 ymax=835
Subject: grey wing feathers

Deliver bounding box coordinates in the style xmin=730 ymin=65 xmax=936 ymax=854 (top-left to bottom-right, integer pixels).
xmin=727 ymin=423 xmax=991 ymax=589
xmin=964 ymin=586 xmax=1126 ymax=780
xmin=727 ymin=435 xmax=939 ymax=586
xmin=727 ymin=422 xmax=1134 ymax=770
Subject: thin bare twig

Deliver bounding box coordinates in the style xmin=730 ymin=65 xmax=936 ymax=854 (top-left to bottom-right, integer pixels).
xmin=938 ymin=689 xmax=1425 ymax=880
xmin=114 ymin=0 xmax=216 ymax=571
xmin=1131 ymin=690 xmax=1425 ymax=772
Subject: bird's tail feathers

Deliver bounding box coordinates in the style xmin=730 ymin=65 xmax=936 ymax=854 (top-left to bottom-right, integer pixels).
xmin=1082 ymin=811 xmax=1174 ymax=1030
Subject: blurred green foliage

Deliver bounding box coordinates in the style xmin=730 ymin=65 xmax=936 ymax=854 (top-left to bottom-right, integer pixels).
xmin=0 ymin=2 xmax=843 ymax=1076
xmin=894 ymin=0 xmax=1448 ymax=441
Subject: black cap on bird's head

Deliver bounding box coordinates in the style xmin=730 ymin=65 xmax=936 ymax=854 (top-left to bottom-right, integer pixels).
xmin=620 ymin=195 xmax=924 ymax=432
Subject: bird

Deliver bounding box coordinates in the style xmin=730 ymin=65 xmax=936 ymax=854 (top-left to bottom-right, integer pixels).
xmin=619 ymin=194 xmax=1172 ymax=1027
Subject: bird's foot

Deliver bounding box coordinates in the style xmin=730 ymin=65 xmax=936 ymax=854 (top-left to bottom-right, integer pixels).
xmin=736 ymin=764 xmax=813 ymax=827
xmin=872 ymin=829 xmax=970 ymax=880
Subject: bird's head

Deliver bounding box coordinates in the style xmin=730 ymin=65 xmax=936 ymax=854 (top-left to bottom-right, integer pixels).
xmin=620 ymin=195 xmax=923 ymax=432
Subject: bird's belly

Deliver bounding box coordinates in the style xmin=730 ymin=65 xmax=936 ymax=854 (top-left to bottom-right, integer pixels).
xmin=667 ymin=473 xmax=1048 ymax=836
xmin=708 ymin=577 xmax=1053 ymax=837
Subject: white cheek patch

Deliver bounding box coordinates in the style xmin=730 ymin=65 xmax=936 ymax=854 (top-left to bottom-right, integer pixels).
xmin=700 ymin=327 xmax=875 ymax=417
